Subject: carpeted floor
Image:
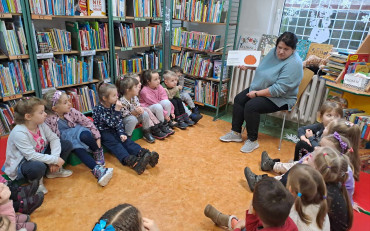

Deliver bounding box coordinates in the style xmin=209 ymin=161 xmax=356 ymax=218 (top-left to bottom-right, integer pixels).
xmin=30 ymin=115 xmax=297 ymax=230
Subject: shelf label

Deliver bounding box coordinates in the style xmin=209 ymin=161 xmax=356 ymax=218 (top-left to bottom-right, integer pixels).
xmin=120 ymin=47 xmax=133 ymax=51
xmin=114 ymin=16 xmax=125 ymax=21
xmin=134 ymin=17 xmax=146 ymax=21
xmin=0 ymin=13 xmax=12 ymax=18
xmin=80 ymin=50 xmax=96 ymax=56
xmin=153 ymin=17 xmax=162 ymax=21
xmin=3 ymin=94 xmax=22 ymax=101
xmin=37 ymin=53 xmax=53 ymax=59
xmin=32 ymin=14 xmax=52 ymax=20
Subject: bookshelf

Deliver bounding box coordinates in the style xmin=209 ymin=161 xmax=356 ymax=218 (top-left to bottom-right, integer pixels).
xmin=169 ymin=0 xmax=242 ymax=120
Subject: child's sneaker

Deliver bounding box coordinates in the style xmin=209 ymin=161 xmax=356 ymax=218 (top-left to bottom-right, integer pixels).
xmin=150 ymin=124 xmax=167 ymax=139
xmin=16 ymin=214 xmax=30 ymax=223
xmin=92 ymin=165 xmax=113 ymax=187
xmin=10 ymin=181 xmax=39 ymax=200
xmin=160 ymin=121 xmax=175 ymax=135
xmin=261 ymin=151 xmax=278 ymax=171
xmin=183 ymin=114 xmax=195 ymax=126
xmin=46 ymin=167 xmax=73 ymax=179
xmin=16 ymin=222 xmax=37 ymax=231
xmin=139 ymin=149 xmax=159 ymax=168
xmin=175 ymin=118 xmax=188 ymax=130
xmin=93 ymin=147 xmax=105 ymax=166
xmin=244 ymin=167 xmax=267 ymax=192
xmin=17 ymin=192 xmax=44 ymax=215
xmin=125 ymin=153 xmax=151 ymax=175
xmin=142 ymin=129 xmax=155 ymax=143
xmin=36 ymin=178 xmax=47 ymax=194
xmin=190 ymin=112 xmax=202 ymax=124
xmin=168 ymin=119 xmax=177 ymax=128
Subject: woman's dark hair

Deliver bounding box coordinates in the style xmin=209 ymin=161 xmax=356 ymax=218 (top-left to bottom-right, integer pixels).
xmin=276 ymin=32 xmax=298 ymax=50
xmin=96 ymin=203 xmax=142 ymax=231
xmin=141 ymin=69 xmax=158 ymax=87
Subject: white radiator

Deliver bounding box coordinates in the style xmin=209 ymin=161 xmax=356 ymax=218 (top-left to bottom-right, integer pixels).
xmin=229 ymin=67 xmax=328 ymax=124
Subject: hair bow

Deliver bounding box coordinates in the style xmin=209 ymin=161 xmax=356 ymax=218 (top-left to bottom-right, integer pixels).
xmin=52 ymin=90 xmax=63 ymax=106
xmin=344 ymin=121 xmax=354 ymax=127
xmin=93 ymin=220 xmax=115 ymax=231
xmin=333 ymin=131 xmax=347 ymax=154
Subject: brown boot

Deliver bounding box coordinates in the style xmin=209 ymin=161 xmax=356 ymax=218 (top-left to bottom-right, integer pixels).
xmin=204 ymin=204 xmax=230 ymax=228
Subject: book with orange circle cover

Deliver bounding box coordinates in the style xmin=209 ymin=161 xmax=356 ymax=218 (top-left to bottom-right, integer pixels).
xmin=227 ymin=50 xmax=261 ymax=67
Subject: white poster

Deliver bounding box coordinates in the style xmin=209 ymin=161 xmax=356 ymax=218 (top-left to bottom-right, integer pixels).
xmin=227 ymin=50 xmax=261 ymax=67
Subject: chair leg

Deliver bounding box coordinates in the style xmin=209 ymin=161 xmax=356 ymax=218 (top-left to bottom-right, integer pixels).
xmin=262 ymin=114 xmax=267 ymax=127
xmin=279 ymin=112 xmax=286 ymax=151
xmin=297 ymin=108 xmax=300 ymax=129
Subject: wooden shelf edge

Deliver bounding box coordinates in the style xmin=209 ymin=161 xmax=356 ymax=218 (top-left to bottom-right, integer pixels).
xmin=115 ymin=44 xmax=162 ymax=50
xmin=8 ymin=55 xmax=30 ymax=60
xmin=0 ymin=13 xmax=21 ymax=18
xmin=184 ymin=73 xmax=229 ymax=83
xmin=55 ymin=79 xmax=100 ymax=89
xmin=171 ymin=45 xmax=223 ymax=55
xmin=0 ymin=90 xmax=35 ymax=102
xmin=31 ymin=14 xmax=107 ymax=20
xmin=326 ymin=82 xmax=370 ymax=97
xmin=172 ymin=18 xmax=227 ymax=25
xmin=53 ymin=50 xmax=79 ymax=55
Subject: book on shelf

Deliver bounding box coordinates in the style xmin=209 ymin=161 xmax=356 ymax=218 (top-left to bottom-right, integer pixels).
xmin=29 ymin=0 xmax=76 ymax=15
xmin=75 ymin=0 xmax=88 ymax=16
xmin=172 ymin=27 xmax=221 ymax=52
xmin=66 ymin=21 xmax=109 ymax=51
xmin=66 ymin=84 xmax=98 ymax=113
xmin=296 ymin=39 xmax=311 ymax=61
xmin=0 ymin=60 xmax=34 ymax=97
xmin=93 ymin=54 xmax=109 ymax=81
xmin=112 ymin=0 xmax=126 ymax=17
xmin=114 ymin=23 xmax=162 ymax=47
xmin=194 ymin=80 xmax=227 ymax=106
xmin=116 ymin=49 xmax=162 ymax=76
xmin=172 ymin=50 xmax=215 ymax=78
xmin=238 ymin=35 xmax=260 ymax=51
xmin=35 ymin=28 xmax=72 ymax=53
xmin=173 ymin=0 xmax=227 ymax=23
xmin=0 ymin=16 xmax=28 ymax=56
xmin=88 ymin=0 xmax=106 ymax=16
xmin=127 ymin=0 xmax=162 ymax=18
xmin=213 ymin=59 xmax=226 ymax=79
xmin=0 ymin=100 xmax=18 ymax=135
xmin=258 ymin=34 xmax=278 ymax=58
xmin=305 ymin=43 xmax=333 ymax=60
xmin=0 ymin=0 xmax=22 ymax=13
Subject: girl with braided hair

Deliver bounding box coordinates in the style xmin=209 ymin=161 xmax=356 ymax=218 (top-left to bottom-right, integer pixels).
xmin=93 ymin=203 xmax=159 ymax=231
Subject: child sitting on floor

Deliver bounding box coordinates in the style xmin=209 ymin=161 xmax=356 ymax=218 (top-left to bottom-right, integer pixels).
xmin=162 ymin=70 xmax=194 ymax=129
xmin=204 ymin=177 xmax=297 ymax=231
xmin=171 ymin=65 xmax=203 ymax=124
xmin=43 ymin=89 xmax=113 ymax=187
xmin=92 ymin=82 xmax=159 ymax=175
xmin=93 ymin=203 xmax=159 ymax=231
xmin=116 ymin=74 xmax=166 ymax=143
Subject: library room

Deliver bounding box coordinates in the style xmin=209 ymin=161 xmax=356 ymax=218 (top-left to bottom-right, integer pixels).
xmin=0 ymin=0 xmax=369 ymax=230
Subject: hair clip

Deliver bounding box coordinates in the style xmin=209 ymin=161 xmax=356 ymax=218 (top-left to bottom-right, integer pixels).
xmin=120 ymin=76 xmax=124 ymax=80
xmin=344 ymin=121 xmax=354 ymax=127
xmin=25 ymin=97 xmax=30 ymax=100
xmin=93 ymin=220 xmax=115 ymax=231
xmin=348 ymin=147 xmax=354 ymax=153
xmin=323 ymin=195 xmax=327 ymax=199
xmin=333 ymin=131 xmax=348 ymax=154
xmin=51 ymin=90 xmax=63 ymax=106
xmin=327 ymin=166 xmax=331 ymax=169
xmin=297 ymin=192 xmax=302 ymax=198
xmin=323 ymin=153 xmax=328 ymax=156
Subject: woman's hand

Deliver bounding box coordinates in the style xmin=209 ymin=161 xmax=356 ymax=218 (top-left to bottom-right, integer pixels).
xmin=143 ymin=218 xmax=160 ymax=231
xmin=238 ymin=65 xmax=256 ymax=71
xmin=300 ymin=135 xmax=312 ymax=146
xmin=57 ymin=157 xmax=65 ymax=168
xmin=246 ymin=90 xmax=259 ymax=99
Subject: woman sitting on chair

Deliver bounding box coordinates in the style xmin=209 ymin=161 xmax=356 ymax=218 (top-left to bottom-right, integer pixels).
xmin=220 ymin=32 xmax=303 ymax=153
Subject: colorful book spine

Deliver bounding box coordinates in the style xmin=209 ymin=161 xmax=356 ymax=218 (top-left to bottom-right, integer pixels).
xmin=0 ymin=17 xmax=28 ymax=56
xmin=172 ymin=28 xmax=220 ymax=52
xmin=0 ymin=60 xmax=34 ymax=97
xmin=115 ymin=23 xmax=162 ymax=48
xmin=173 ymin=0 xmax=225 ymax=23
xmin=29 ymin=0 xmax=76 ymax=16
xmin=171 ymin=51 xmax=213 ymax=78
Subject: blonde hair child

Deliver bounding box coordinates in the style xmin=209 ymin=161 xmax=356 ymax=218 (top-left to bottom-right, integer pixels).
xmin=43 ymin=89 xmax=113 ymax=187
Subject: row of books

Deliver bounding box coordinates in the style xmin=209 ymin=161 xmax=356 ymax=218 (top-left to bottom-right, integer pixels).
xmin=0 ymin=0 xmax=22 ymax=13
xmin=344 ymin=108 xmax=370 ymax=141
xmin=321 ymin=53 xmax=349 ymax=83
xmin=66 ymin=85 xmax=99 ymax=113
xmin=113 ymin=0 xmax=126 ymax=17
xmin=35 ymin=28 xmax=72 ymax=53
xmin=114 ymin=23 xmax=162 ymax=47
xmin=29 ymin=0 xmax=106 ymax=16
xmin=66 ymin=21 xmax=109 ymax=51
xmin=128 ymin=0 xmax=162 ymax=18
xmin=183 ymin=77 xmax=195 ymax=97
xmin=0 ymin=17 xmax=28 ymax=56
xmin=172 ymin=27 xmax=221 ymax=52
xmin=194 ymin=80 xmax=227 ymax=106
xmin=115 ymin=50 xmax=162 ymax=76
xmin=171 ymin=51 xmax=215 ymax=78
xmin=0 ymin=100 xmax=16 ymax=135
xmin=173 ymin=0 xmax=227 ymax=23
xmin=0 ymin=60 xmax=34 ymax=97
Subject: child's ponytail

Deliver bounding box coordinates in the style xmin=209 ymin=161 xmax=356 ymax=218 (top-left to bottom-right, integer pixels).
xmin=96 ymin=81 xmax=116 ymax=102
xmin=339 ymin=161 xmax=353 ymax=229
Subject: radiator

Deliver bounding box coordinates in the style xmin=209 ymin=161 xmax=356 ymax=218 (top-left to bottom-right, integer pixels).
xmin=229 ymin=67 xmax=328 ymax=124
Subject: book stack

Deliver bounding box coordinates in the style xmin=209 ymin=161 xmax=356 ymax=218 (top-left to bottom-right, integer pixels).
xmin=38 ymin=55 xmax=94 ymax=89
xmin=35 ymin=29 xmax=72 ymax=53
xmin=172 ymin=51 xmax=213 ymax=78
xmin=127 ymin=0 xmax=162 ymax=18
xmin=93 ymin=54 xmax=109 ymax=81
xmin=0 ymin=60 xmax=34 ymax=97
xmin=66 ymin=85 xmax=98 ymax=113
xmin=172 ymin=28 xmax=221 ymax=52
xmin=0 ymin=17 xmax=28 ymax=56
xmin=66 ymin=21 xmax=109 ymax=51
xmin=114 ymin=23 xmax=162 ymax=47
xmin=0 ymin=0 xmax=22 ymax=13
xmin=112 ymin=0 xmax=126 ymax=17
xmin=321 ymin=53 xmax=348 ymax=83
xmin=343 ymin=108 xmax=370 ymax=141
xmin=194 ymin=80 xmax=227 ymax=106
xmin=116 ymin=50 xmax=162 ymax=76
xmin=183 ymin=77 xmax=195 ymax=97
xmin=0 ymin=100 xmax=17 ymax=135
xmin=172 ymin=0 xmax=226 ymax=23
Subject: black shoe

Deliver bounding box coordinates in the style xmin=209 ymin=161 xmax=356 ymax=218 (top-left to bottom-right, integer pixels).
xmin=9 ymin=180 xmax=39 ymax=201
xmin=190 ymin=112 xmax=203 ymax=124
xmin=175 ymin=118 xmax=188 ymax=130
xmin=17 ymin=192 xmax=44 ymax=215
xmin=150 ymin=124 xmax=167 ymax=140
xmin=261 ymin=151 xmax=276 ymax=171
xmin=138 ymin=149 xmax=159 ymax=168
xmin=168 ymin=119 xmax=177 ymax=129
xmin=183 ymin=114 xmax=195 ymax=126
xmin=125 ymin=153 xmax=151 ymax=175
xmin=160 ymin=121 xmax=175 ymax=135
xmin=244 ymin=167 xmax=267 ymax=192
xmin=143 ymin=129 xmax=155 ymax=143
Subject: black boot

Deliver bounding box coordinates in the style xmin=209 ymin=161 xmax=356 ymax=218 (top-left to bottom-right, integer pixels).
xmin=160 ymin=121 xmax=175 ymax=135
xmin=168 ymin=119 xmax=177 ymax=128
xmin=190 ymin=106 xmax=203 ymax=124
xmin=124 ymin=153 xmax=151 ymax=175
xmin=183 ymin=114 xmax=195 ymax=126
xmin=138 ymin=149 xmax=159 ymax=168
xmin=142 ymin=129 xmax=155 ymax=143
xmin=150 ymin=124 xmax=167 ymax=139
xmin=175 ymin=117 xmax=188 ymax=130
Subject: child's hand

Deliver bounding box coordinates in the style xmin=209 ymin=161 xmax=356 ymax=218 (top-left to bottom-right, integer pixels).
xmin=0 ymin=183 xmax=11 ymax=205
xmin=143 ymin=218 xmax=160 ymax=231
xmin=96 ymin=138 xmax=101 ymax=148
xmin=115 ymin=100 xmax=123 ymax=111
xmin=136 ymin=107 xmax=144 ymax=115
xmin=305 ymin=129 xmax=314 ymax=138
xmin=300 ymin=135 xmax=312 ymax=146
xmin=120 ymin=135 xmax=127 ymax=142
xmin=48 ymin=164 xmax=59 ymax=173
xmin=57 ymin=157 xmax=65 ymax=167
xmin=170 ymin=113 xmax=175 ymax=119
xmin=178 ymin=85 xmax=183 ymax=90
xmin=165 ymin=116 xmax=171 ymax=121
xmin=233 ymin=219 xmax=246 ymax=229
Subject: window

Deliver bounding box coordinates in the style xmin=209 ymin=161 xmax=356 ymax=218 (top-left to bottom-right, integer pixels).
xmin=280 ymin=0 xmax=370 ymax=51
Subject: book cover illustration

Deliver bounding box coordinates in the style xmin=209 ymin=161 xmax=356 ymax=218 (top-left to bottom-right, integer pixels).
xmin=238 ymin=35 xmax=260 ymax=51
xmin=296 ymin=39 xmax=311 ymax=61
xmin=305 ymin=43 xmax=333 ymax=60
xmin=257 ymin=34 xmax=278 ymax=57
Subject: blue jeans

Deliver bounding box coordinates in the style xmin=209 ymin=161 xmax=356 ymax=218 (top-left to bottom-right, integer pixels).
xmin=100 ymin=130 xmax=142 ymax=163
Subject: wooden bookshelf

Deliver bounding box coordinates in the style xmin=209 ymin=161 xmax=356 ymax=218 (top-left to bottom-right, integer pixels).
xmin=31 ymin=14 xmax=108 ymax=20
xmin=172 ymin=18 xmax=236 ymax=26
xmin=0 ymin=90 xmax=35 ymax=101
xmin=54 ymin=50 xmax=79 ymax=55
xmin=8 ymin=55 xmax=30 ymax=60
xmin=96 ymin=48 xmax=110 ymax=52
xmin=171 ymin=45 xmax=223 ymax=55
xmin=0 ymin=13 xmax=22 ymax=18
xmin=0 ymin=54 xmax=7 ymax=59
xmin=184 ymin=73 xmax=230 ymax=83
xmin=326 ymin=82 xmax=370 ymax=97
xmin=115 ymin=44 xmax=163 ymax=51
xmin=56 ymin=79 xmax=100 ymax=90
xmin=194 ymin=101 xmax=226 ymax=108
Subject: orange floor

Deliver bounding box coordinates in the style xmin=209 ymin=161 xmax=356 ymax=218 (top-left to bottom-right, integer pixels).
xmin=31 ymin=115 xmax=296 ymax=230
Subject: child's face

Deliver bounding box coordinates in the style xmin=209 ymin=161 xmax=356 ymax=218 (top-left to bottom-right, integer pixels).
xmin=53 ymin=94 xmax=71 ymax=115
xmin=135 ymin=76 xmax=142 ymax=89
xmin=27 ymin=105 xmax=47 ymax=125
xmin=0 ymin=183 xmax=11 ymax=205
xmin=164 ymin=76 xmax=177 ymax=88
xmin=321 ymin=110 xmax=341 ymax=127
xmin=148 ymin=73 xmax=160 ymax=89
xmin=105 ymin=88 xmax=119 ymax=105
xmin=319 ymin=137 xmax=337 ymax=151
xmin=127 ymin=84 xmax=140 ymax=97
